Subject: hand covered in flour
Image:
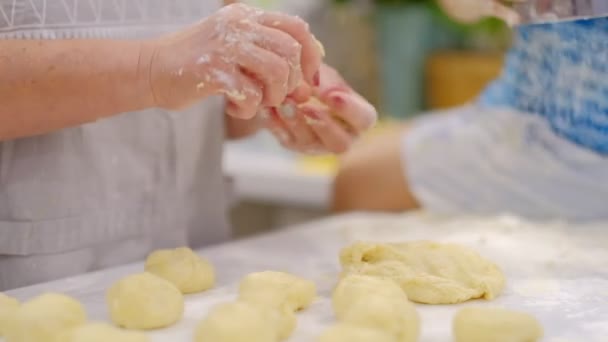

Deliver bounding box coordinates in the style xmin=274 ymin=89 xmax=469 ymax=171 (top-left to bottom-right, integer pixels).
xmin=145 ymin=3 xmax=323 ymax=118
xmin=438 ymin=0 xmax=524 ymax=25
xmin=263 ymin=64 xmax=377 ymax=154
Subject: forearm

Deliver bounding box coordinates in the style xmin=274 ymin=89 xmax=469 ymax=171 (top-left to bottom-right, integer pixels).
xmin=225 ymin=114 xmax=263 ymax=140
xmin=0 ymin=39 xmax=154 ymax=140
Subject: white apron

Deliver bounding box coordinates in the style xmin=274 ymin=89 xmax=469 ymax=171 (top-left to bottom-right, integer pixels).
xmin=0 ymin=0 xmax=230 ymax=290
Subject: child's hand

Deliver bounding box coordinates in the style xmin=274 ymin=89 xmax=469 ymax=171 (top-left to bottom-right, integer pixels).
xmin=146 ymin=3 xmax=323 ymax=118
xmin=263 ymin=64 xmax=377 ymax=154
xmin=438 ymin=0 xmax=525 ymax=25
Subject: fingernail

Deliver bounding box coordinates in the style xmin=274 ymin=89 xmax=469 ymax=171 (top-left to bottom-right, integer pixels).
xmin=303 ymin=109 xmax=319 ymax=120
xmin=313 ymin=72 xmax=320 ymax=87
xmin=330 ymin=94 xmax=345 ymax=107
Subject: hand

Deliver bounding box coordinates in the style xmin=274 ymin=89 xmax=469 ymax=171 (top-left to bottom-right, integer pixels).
xmin=438 ymin=0 xmax=524 ymax=25
xmin=145 ymin=3 xmax=323 ymax=118
xmin=263 ymin=64 xmax=377 ymax=154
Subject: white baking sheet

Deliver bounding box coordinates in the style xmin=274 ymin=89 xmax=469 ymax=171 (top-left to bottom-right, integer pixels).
xmin=5 ymin=212 xmax=608 ymax=342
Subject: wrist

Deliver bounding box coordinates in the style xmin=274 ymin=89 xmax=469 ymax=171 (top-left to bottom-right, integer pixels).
xmin=135 ymin=40 xmax=159 ymax=109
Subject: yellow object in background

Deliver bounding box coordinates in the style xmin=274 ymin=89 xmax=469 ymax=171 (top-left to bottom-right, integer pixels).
xmin=297 ymin=119 xmax=401 ymax=176
xmin=426 ymin=51 xmax=504 ymax=110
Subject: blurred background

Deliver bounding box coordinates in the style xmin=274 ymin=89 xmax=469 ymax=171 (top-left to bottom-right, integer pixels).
xmin=227 ymin=0 xmax=512 ymax=236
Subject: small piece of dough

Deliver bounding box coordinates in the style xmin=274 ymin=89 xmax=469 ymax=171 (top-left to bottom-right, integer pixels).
xmin=144 ymin=247 xmax=215 ymax=294
xmin=332 ymin=274 xmax=406 ymax=319
xmin=340 ymin=241 xmax=505 ymax=304
xmin=4 ymin=293 xmax=86 ymax=342
xmin=194 ymin=302 xmax=280 ymax=342
xmin=58 ymin=322 xmax=148 ymax=342
xmin=341 ymin=296 xmax=420 ymax=342
xmin=238 ymin=271 xmax=317 ymax=312
xmin=107 ymin=272 xmax=184 ymax=330
xmin=318 ymin=323 xmax=397 ymax=342
xmin=0 ymin=293 xmax=20 ymax=337
xmin=453 ymin=307 xmax=543 ymax=342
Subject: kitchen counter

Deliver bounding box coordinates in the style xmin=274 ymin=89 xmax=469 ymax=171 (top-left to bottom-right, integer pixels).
xmin=5 ymin=213 xmax=608 ymax=341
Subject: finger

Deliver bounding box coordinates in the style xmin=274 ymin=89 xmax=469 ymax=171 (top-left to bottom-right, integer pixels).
xmin=276 ymin=102 xmax=319 ymax=148
xmin=321 ymin=91 xmax=378 ymax=133
xmin=252 ymin=24 xmax=304 ymax=93
xmin=315 ymin=64 xmax=351 ymax=97
xmin=302 ymin=108 xmax=353 ymax=154
xmin=217 ymin=70 xmax=263 ymax=119
xmin=257 ymin=12 xmax=323 ymax=86
xmin=289 ymin=83 xmax=313 ymax=103
xmin=486 ymin=1 xmax=521 ymax=26
xmin=235 ymin=44 xmax=290 ymax=107
xmin=263 ymin=107 xmax=295 ymax=147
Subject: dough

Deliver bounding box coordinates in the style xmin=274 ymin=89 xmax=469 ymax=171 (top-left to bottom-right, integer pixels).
xmin=194 ymin=302 xmax=281 ymax=342
xmin=332 ymin=275 xmax=419 ymax=342
xmin=144 ymin=247 xmax=215 ymax=294
xmin=0 ymin=293 xmax=20 ymax=337
xmin=238 ymin=271 xmax=317 ymax=312
xmin=453 ymin=307 xmax=543 ymax=342
xmin=58 ymin=322 xmax=148 ymax=342
xmin=332 ymin=274 xmax=406 ymax=319
xmin=4 ymin=293 xmax=86 ymax=342
xmin=318 ymin=323 xmax=397 ymax=342
xmin=341 ymin=296 xmax=420 ymax=342
xmin=107 ymin=272 xmax=184 ymax=330
xmin=340 ymin=241 xmax=505 ymax=304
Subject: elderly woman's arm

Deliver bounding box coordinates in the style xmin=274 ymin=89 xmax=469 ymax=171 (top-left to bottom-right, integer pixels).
xmin=0 ymin=39 xmax=154 ymax=140
xmin=0 ymin=3 xmax=323 ymax=141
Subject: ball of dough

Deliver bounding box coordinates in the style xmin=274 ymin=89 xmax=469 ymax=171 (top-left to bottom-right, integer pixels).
xmin=453 ymin=307 xmax=543 ymax=342
xmin=194 ymin=302 xmax=280 ymax=342
xmin=58 ymin=322 xmax=148 ymax=342
xmin=238 ymin=271 xmax=317 ymax=312
xmin=107 ymin=272 xmax=184 ymax=330
xmin=0 ymin=293 xmax=20 ymax=337
xmin=144 ymin=247 xmax=215 ymax=294
xmin=318 ymin=323 xmax=397 ymax=342
xmin=4 ymin=293 xmax=86 ymax=342
xmin=340 ymin=241 xmax=505 ymax=304
xmin=341 ymin=296 xmax=420 ymax=342
xmin=332 ymin=274 xmax=406 ymax=319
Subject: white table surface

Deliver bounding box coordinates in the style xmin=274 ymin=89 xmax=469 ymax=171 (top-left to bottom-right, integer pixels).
xmin=5 ymin=212 xmax=608 ymax=342
xmin=223 ymin=132 xmax=333 ymax=209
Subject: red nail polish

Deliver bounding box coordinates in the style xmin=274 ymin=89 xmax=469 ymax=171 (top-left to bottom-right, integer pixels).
xmin=313 ymin=72 xmax=320 ymax=87
xmin=304 ymin=110 xmax=320 ymax=120
xmin=330 ymin=94 xmax=345 ymax=106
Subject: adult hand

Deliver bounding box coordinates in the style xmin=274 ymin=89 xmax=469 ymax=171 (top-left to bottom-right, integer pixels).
xmin=438 ymin=0 xmax=525 ymax=26
xmin=263 ymin=64 xmax=377 ymax=154
xmin=145 ymin=3 xmax=323 ymax=118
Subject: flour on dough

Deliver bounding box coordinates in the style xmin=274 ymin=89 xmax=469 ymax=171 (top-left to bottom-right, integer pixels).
xmin=107 ymin=272 xmax=184 ymax=330
xmin=318 ymin=323 xmax=397 ymax=342
xmin=340 ymin=241 xmax=505 ymax=304
xmin=5 ymin=293 xmax=86 ymax=342
xmin=331 ymin=275 xmax=420 ymax=342
xmin=332 ymin=274 xmax=406 ymax=319
xmin=145 ymin=247 xmax=215 ymax=294
xmin=195 ymin=302 xmax=281 ymax=342
xmin=0 ymin=293 xmax=19 ymax=337
xmin=58 ymin=322 xmax=148 ymax=342
xmin=238 ymin=271 xmax=317 ymax=312
xmin=453 ymin=307 xmax=543 ymax=342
